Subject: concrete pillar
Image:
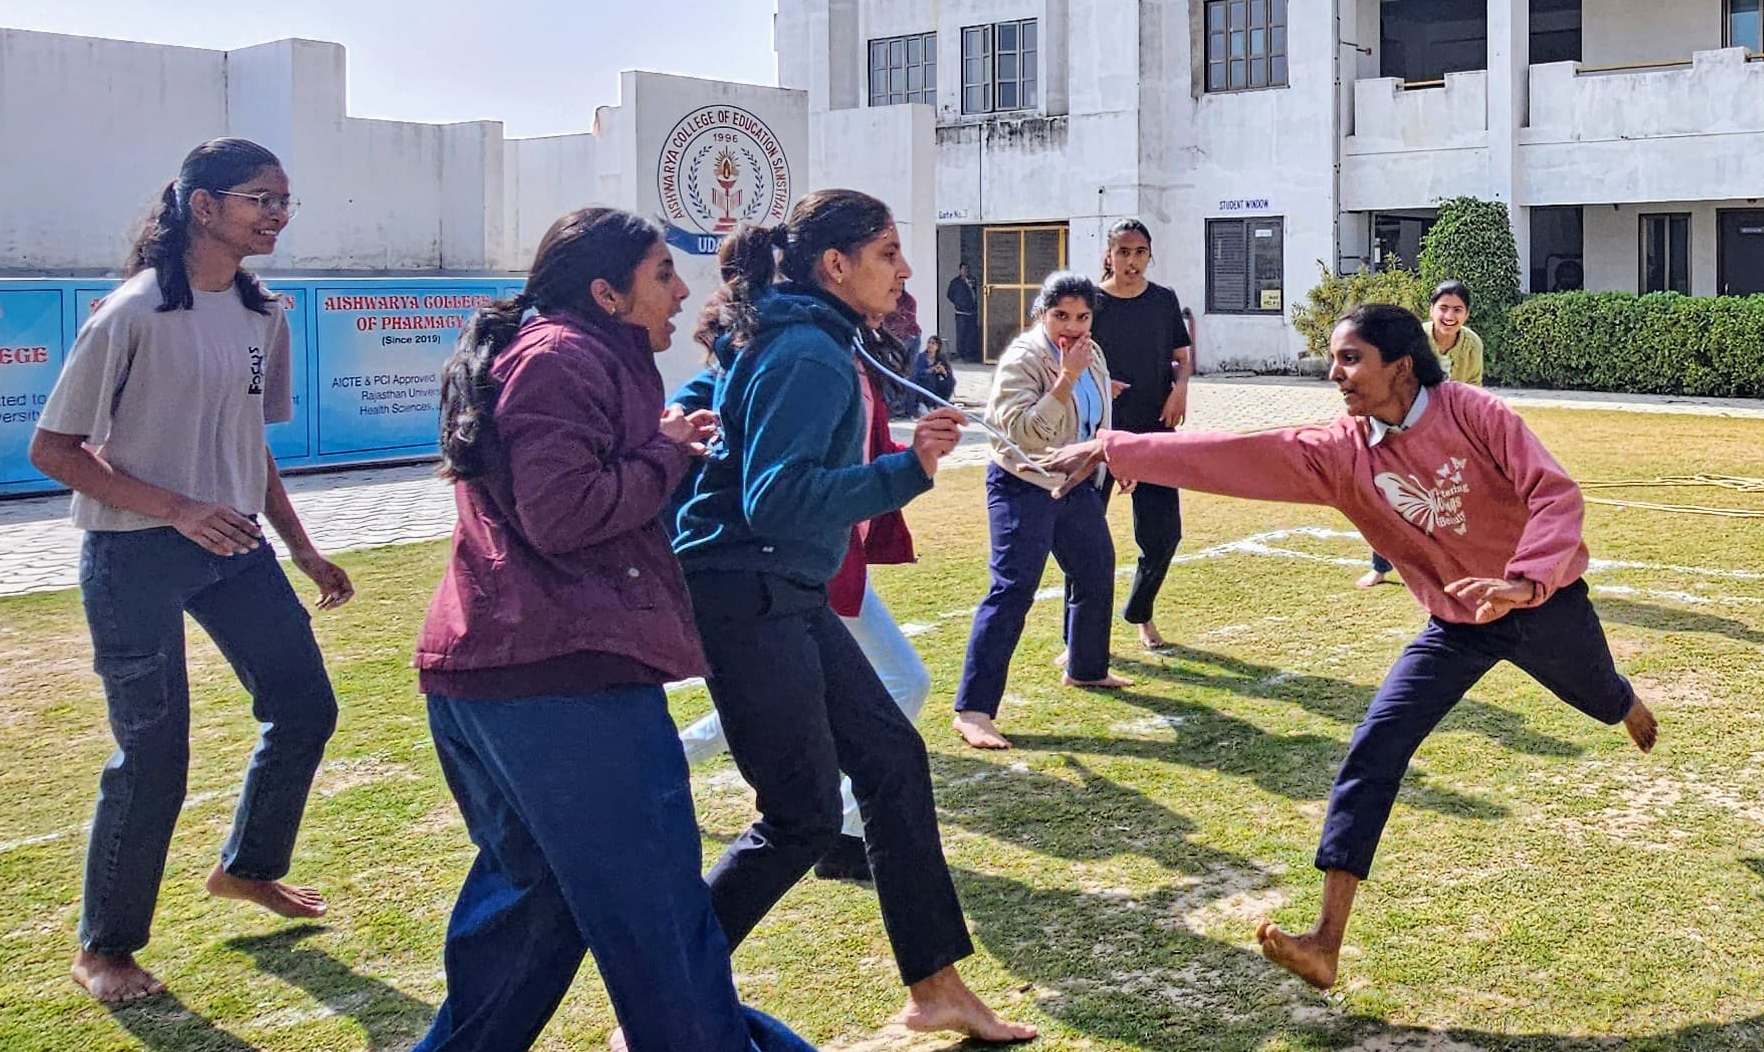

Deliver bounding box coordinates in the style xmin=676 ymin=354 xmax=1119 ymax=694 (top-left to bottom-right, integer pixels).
xmin=1487 ymin=0 xmax=1531 ymax=288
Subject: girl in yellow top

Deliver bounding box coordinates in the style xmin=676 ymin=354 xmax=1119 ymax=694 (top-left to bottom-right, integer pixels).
xmin=1357 ymin=279 xmax=1483 ymax=588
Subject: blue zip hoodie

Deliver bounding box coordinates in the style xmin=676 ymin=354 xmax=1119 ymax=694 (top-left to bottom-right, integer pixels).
xmin=671 ymin=283 xmax=933 ymax=585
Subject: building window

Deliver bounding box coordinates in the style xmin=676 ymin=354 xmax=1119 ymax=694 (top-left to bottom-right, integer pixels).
xmin=1207 ymin=217 xmax=1285 ymax=314
xmin=869 ymin=32 xmax=936 ymax=106
xmin=1639 ymin=213 xmax=1691 ymax=294
xmin=961 ymin=19 xmax=1038 ymax=113
xmin=1205 ymin=0 xmax=1288 ymax=92
xmin=1731 ymin=0 xmax=1763 ymax=53
xmin=1379 ymin=0 xmax=1486 ymax=84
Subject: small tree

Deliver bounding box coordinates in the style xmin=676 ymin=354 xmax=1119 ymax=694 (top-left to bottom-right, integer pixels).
xmin=1417 ymin=196 xmax=1523 ymax=374
xmin=1290 ymin=261 xmax=1430 ymax=358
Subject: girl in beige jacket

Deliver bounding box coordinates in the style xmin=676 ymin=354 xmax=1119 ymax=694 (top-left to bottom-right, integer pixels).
xmin=953 ymin=272 xmax=1133 ymax=750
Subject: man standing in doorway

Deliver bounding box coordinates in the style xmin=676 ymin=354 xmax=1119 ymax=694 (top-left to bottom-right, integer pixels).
xmin=947 ymin=261 xmax=980 ymax=362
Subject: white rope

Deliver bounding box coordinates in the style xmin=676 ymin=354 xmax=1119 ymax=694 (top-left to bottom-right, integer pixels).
xmin=1580 ymin=475 xmax=1764 ymax=518
xmin=851 ymin=338 xmax=1053 ymax=478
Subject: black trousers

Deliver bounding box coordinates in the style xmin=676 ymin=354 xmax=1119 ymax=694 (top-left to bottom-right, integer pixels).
xmin=685 ymin=569 xmax=974 ymax=986
xmin=1103 ymin=480 xmax=1183 ymax=625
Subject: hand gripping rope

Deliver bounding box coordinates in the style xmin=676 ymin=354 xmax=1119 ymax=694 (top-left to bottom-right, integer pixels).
xmin=850 ymin=336 xmax=1054 ymax=478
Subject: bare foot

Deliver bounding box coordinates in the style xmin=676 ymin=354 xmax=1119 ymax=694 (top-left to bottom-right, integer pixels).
xmin=954 ymin=712 xmax=1012 ymax=750
xmin=1623 ymin=698 xmax=1658 ymax=753
xmin=900 ymin=966 xmax=1037 ymax=1043
xmin=205 ymin=865 xmax=327 ymax=919
xmin=1062 ymin=671 xmax=1133 ymax=689
xmin=1255 ymin=920 xmax=1339 ymax=990
xmin=1355 ymin=570 xmax=1386 ymax=589
xmin=608 ymin=1026 xmax=627 ymax=1051
xmin=1051 ymin=648 xmax=1068 ymax=669
xmin=71 ymin=950 xmax=165 ymax=1003
xmin=1137 ymin=622 xmax=1169 ymax=649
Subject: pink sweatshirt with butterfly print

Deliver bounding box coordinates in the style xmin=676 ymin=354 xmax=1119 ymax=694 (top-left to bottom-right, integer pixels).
xmin=1101 ymin=381 xmax=1588 ymax=625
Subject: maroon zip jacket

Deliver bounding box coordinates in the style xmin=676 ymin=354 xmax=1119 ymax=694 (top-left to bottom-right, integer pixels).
xmin=416 ymin=310 xmax=707 ymax=685
xmin=826 ymin=369 xmax=916 ymax=617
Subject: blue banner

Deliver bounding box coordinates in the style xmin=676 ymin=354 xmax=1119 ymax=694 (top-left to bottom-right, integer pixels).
xmin=0 ymin=277 xmax=522 ymax=497
xmin=664 ymin=223 xmax=725 ymax=257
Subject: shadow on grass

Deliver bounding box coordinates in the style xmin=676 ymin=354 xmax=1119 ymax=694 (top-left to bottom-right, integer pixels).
xmin=1113 ymin=643 xmax=1584 ymax=760
xmin=957 ymin=867 xmax=1764 ymax=1051
xmin=933 ymin=751 xmax=1258 ymax=877
xmin=226 ymin=924 xmax=432 ymax=1050
xmin=1744 ymin=857 xmax=1764 ymax=883
xmin=1006 ymin=686 xmax=1507 ymax=821
xmin=106 ymin=992 xmax=260 ymax=1051
xmin=1594 ymin=596 xmax=1764 ymax=647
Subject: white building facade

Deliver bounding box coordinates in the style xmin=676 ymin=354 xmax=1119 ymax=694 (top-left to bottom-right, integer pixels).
xmin=776 ymin=0 xmax=1764 ymax=369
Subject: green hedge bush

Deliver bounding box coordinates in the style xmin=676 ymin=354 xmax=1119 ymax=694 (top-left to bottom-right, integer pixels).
xmin=1501 ymin=291 xmax=1764 ymax=397
xmin=1290 ymin=262 xmax=1430 ymax=358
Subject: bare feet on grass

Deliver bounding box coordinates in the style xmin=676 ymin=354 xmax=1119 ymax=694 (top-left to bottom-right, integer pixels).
xmin=1137 ymin=622 xmax=1169 ymax=650
xmin=899 ymin=965 xmax=1037 ymax=1043
xmin=71 ymin=950 xmax=165 ymax=1003
xmin=954 ymin=712 xmax=1012 ymax=750
xmin=1052 ymin=648 xmax=1068 ymax=668
xmin=1255 ymin=921 xmax=1339 ymax=990
xmin=609 ymin=1026 xmax=627 ymax=1051
xmin=206 ymin=864 xmax=327 ymax=919
xmin=1062 ymin=670 xmax=1133 ymax=689
xmin=1355 ymin=570 xmax=1387 ymax=589
xmin=1624 ymin=698 xmax=1659 ymax=753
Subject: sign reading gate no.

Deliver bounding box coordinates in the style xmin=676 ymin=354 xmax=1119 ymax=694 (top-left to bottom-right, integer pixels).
xmin=657 ymin=105 xmax=792 ymax=254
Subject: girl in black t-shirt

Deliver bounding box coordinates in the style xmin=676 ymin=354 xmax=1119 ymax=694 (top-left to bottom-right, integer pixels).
xmin=1091 ymin=219 xmax=1193 ymax=649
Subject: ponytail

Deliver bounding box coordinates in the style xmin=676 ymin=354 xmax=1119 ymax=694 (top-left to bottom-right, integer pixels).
xmin=718 ymin=222 xmax=780 ymax=350
xmin=721 ymin=188 xmax=894 ymax=354
xmin=437 ymin=292 xmax=535 ymax=480
xmin=436 ymin=208 xmax=660 ymax=481
xmin=126 ymin=138 xmax=282 ymax=315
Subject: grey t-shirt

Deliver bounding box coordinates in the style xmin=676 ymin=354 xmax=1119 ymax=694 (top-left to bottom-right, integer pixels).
xmin=38 ymin=270 xmax=293 ymax=531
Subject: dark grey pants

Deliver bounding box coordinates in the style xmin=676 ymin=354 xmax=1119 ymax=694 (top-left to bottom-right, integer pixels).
xmin=77 ymin=528 xmax=337 ymax=954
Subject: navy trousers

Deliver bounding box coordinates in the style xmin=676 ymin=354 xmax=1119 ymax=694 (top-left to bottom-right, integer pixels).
xmin=77 ymin=528 xmax=337 ymax=955
xmin=416 ymin=687 xmax=815 ymax=1052
xmin=955 ymin=464 xmax=1116 ymax=717
xmin=1317 ymin=580 xmax=1635 ymax=879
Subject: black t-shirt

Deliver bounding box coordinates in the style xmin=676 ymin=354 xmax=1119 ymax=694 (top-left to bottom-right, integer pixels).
xmin=1092 ymin=282 xmax=1191 ymax=432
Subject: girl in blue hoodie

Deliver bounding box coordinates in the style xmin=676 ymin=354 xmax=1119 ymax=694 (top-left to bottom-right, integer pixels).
xmin=671 ymin=189 xmax=1036 ymax=1044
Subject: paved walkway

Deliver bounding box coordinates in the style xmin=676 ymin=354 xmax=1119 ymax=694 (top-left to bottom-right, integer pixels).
xmin=2 ymin=371 xmax=1760 ymax=597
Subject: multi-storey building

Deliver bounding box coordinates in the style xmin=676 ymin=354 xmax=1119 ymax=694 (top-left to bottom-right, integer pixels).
xmin=775 ymin=0 xmax=1764 ymax=367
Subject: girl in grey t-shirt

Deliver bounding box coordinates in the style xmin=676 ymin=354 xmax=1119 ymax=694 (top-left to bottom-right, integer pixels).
xmin=32 ymin=138 xmax=351 ymax=1005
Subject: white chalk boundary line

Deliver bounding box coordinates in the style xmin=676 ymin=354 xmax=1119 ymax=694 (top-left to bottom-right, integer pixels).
xmin=5 ymin=527 xmax=1755 ymax=856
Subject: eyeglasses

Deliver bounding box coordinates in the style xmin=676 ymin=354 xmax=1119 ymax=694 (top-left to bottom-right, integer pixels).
xmin=213 ymin=190 xmax=301 ymax=219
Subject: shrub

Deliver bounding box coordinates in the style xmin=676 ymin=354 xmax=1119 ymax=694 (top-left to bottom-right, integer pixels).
xmin=1417 ymin=196 xmax=1523 ymax=367
xmin=1501 ymin=291 xmax=1764 ymax=397
xmin=1290 ymin=262 xmax=1430 ymax=358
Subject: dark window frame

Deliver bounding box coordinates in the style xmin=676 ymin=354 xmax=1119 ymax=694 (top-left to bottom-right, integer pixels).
xmin=961 ymin=18 xmax=1038 ymax=114
xmin=1206 ymin=216 xmax=1286 ymax=315
xmin=1639 ymin=213 xmax=1692 ymax=295
xmin=1205 ymin=0 xmax=1288 ymax=94
xmin=868 ymin=31 xmax=937 ymax=107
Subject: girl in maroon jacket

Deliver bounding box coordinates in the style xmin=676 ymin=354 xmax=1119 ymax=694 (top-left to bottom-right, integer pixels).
xmin=413 ymin=208 xmax=813 ymax=1052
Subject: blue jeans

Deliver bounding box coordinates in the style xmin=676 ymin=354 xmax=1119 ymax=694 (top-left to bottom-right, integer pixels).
xmin=955 ymin=464 xmax=1116 ymax=717
xmin=77 ymin=528 xmax=338 ymax=955
xmin=1317 ymin=579 xmax=1634 ymax=879
xmin=680 ymin=581 xmax=932 ymax=837
xmin=418 ymin=687 xmax=814 ymax=1052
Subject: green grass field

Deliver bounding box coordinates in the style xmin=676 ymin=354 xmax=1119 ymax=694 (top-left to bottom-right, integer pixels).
xmin=2 ymin=406 xmax=1761 ymax=1051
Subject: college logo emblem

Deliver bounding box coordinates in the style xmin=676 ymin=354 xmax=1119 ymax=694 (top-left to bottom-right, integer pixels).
xmin=657 ymin=105 xmax=791 ymax=241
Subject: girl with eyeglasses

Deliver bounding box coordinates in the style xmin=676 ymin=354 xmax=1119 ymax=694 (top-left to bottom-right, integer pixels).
xmin=31 ymin=138 xmax=349 ymax=1004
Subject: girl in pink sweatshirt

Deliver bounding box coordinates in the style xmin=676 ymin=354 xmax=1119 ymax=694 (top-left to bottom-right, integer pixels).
xmin=1041 ymin=303 xmax=1658 ymax=991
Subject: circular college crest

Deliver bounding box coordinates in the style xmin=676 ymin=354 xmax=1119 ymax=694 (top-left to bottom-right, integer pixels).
xmin=657 ymin=105 xmax=792 ymax=236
